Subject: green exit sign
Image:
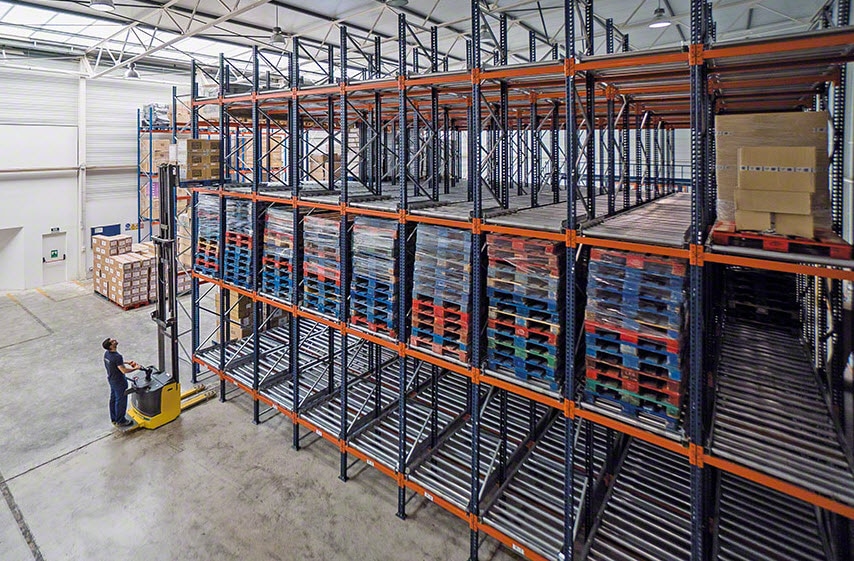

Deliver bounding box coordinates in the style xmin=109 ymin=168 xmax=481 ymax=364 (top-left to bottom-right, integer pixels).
xmin=50 ymin=249 xmax=58 ymax=259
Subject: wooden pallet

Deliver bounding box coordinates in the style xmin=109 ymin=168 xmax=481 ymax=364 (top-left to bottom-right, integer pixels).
xmin=711 ymin=220 xmax=852 ymax=260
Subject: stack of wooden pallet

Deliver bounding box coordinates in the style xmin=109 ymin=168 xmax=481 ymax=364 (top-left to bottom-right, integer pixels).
xmin=485 ymin=234 xmax=564 ymax=389
xmin=222 ymin=198 xmax=253 ymax=289
xmin=260 ymin=206 xmax=293 ymax=301
xmin=583 ymin=248 xmax=688 ymax=432
xmin=194 ymin=194 xmax=219 ymax=277
xmin=410 ymin=225 xmax=471 ymax=362
xmin=302 ymin=213 xmax=342 ymax=317
xmin=350 ymin=217 xmax=398 ymax=337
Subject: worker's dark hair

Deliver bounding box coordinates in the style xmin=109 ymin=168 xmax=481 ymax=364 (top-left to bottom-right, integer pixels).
xmin=102 ymin=338 xmax=113 ymax=350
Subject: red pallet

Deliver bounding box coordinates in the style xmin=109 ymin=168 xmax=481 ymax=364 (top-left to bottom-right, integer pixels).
xmin=351 ymin=314 xmax=397 ymax=338
xmin=590 ymin=247 xmax=687 ymax=275
xmin=225 ymin=231 xmax=253 ymax=247
xmin=412 ymin=298 xmax=470 ymax=322
xmin=262 ymin=256 xmax=293 ymax=271
xmin=303 ymin=264 xmax=341 ymax=285
xmin=710 ymin=220 xmax=852 ymax=260
xmin=487 ymin=317 xmax=560 ymax=346
xmin=412 ymin=316 xmax=470 ymax=339
xmin=584 ymin=319 xmax=682 ymax=355
xmin=486 ymin=234 xmax=562 ymax=253
xmin=586 ymin=357 xmax=682 ymax=397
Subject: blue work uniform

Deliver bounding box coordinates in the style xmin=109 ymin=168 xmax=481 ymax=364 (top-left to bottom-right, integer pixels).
xmin=104 ymin=350 xmax=129 ymax=423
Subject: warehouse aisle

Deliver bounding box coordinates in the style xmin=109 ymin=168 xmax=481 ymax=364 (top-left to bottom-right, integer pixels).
xmin=0 ymin=282 xmax=516 ymax=561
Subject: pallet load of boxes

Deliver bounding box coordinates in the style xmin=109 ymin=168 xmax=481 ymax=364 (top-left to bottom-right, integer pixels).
xmin=712 ymin=111 xmax=850 ymax=259
xmin=93 ymin=235 xmax=190 ymax=309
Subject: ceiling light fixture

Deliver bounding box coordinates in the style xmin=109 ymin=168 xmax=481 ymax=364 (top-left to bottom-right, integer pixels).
xmin=270 ymin=7 xmax=285 ymax=44
xmin=649 ymin=1 xmax=672 ymax=28
xmin=386 ymin=0 xmax=409 ymax=7
xmin=90 ymin=0 xmax=115 ymax=12
xmin=271 ymin=26 xmax=285 ymax=44
xmin=124 ymin=62 xmax=140 ymax=79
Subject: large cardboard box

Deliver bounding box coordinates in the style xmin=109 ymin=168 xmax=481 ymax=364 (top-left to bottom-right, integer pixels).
xmin=215 ymin=290 xmax=253 ymax=319
xmin=715 ymin=111 xmax=828 ymax=222
xmin=775 ymin=214 xmax=815 ymax=238
xmin=734 ymin=210 xmax=771 ymax=232
xmin=735 ymin=190 xmax=812 ymax=215
xmin=140 ymin=138 xmax=171 ymax=173
xmin=738 ymin=146 xmax=822 ymax=192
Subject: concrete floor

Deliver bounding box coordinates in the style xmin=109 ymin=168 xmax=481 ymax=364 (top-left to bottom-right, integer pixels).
xmin=0 ymin=281 xmax=519 ymax=561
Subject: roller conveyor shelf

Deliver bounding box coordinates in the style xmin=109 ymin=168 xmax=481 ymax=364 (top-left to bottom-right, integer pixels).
xmin=710 ymin=320 xmax=854 ymax=506
xmin=301 ymin=346 xmax=400 ymax=437
xmin=481 ymin=419 xmax=610 ymax=561
xmin=484 ymin=190 xmax=625 ymax=233
xmin=408 ymin=388 xmax=548 ymax=511
xmin=349 ymin=369 xmax=470 ymax=472
xmin=195 ymin=325 xmax=291 ymax=379
xmin=714 ymin=472 xmax=830 ymax=561
xmin=581 ymin=193 xmax=691 ymax=248
xmin=583 ymin=439 xmax=691 ymax=561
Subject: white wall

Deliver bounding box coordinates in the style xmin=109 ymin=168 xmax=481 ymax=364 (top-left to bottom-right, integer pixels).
xmin=0 ymin=61 xmax=184 ymax=289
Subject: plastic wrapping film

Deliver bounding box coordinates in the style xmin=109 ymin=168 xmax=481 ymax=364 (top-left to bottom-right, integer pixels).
xmin=411 ymin=224 xmax=472 ymax=362
xmin=141 ymin=103 xmax=170 ymax=128
xmin=260 ymin=206 xmax=294 ymax=300
xmin=225 ymin=198 xmax=253 ymax=236
xmin=485 ymin=234 xmax=565 ymax=389
xmin=194 ymin=194 xmax=220 ymax=276
xmin=350 ymin=216 xmax=398 ymax=336
xmin=583 ymin=247 xmax=689 ymax=433
xmin=222 ymin=199 xmax=253 ymax=289
xmin=302 ymin=213 xmax=342 ymax=317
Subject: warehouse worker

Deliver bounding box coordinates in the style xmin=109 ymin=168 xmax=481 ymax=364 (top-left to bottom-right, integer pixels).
xmin=102 ymin=338 xmax=140 ymax=427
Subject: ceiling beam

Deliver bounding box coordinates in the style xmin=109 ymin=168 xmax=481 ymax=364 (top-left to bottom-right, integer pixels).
xmin=89 ymin=0 xmax=273 ymax=79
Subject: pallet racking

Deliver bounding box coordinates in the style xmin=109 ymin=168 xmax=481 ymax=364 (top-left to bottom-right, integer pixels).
xmin=185 ymin=2 xmax=854 ymax=560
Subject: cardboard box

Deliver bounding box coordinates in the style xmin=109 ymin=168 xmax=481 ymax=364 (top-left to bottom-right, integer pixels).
xmin=735 ymin=210 xmax=772 ymax=232
xmin=92 ymin=234 xmax=133 ymax=257
xmin=775 ymin=213 xmax=814 ymax=238
xmin=738 ymin=146 xmax=822 ymax=192
xmin=715 ymin=111 xmax=828 ymax=222
xmin=735 ymin=190 xmax=812 ymax=215
xmin=140 ymin=139 xmax=171 ymax=173
xmin=215 ymin=290 xmax=253 ymax=319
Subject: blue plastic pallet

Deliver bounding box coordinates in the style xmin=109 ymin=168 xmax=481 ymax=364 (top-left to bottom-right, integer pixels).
xmin=582 ymin=389 xmax=680 ymax=431
xmin=587 ymin=287 xmax=685 ymax=317
xmin=351 ymin=275 xmax=395 ymax=290
xmin=350 ymin=290 xmax=394 ymax=308
xmin=193 ymin=265 xmax=219 ymax=278
xmin=350 ymin=284 xmax=395 ymax=301
xmin=302 ymin=294 xmax=339 ymax=316
xmin=586 ymin=303 xmax=684 ymax=332
xmin=586 ymin=332 xmax=683 ymax=366
xmin=486 ymin=328 xmax=559 ymax=357
xmin=486 ymin=355 xmax=560 ymax=388
xmin=487 ymin=346 xmax=561 ymax=375
xmin=587 ymin=272 xmax=685 ymax=297
xmin=411 ymin=326 xmax=469 ymax=348
xmin=585 ymin=340 xmax=684 ymax=380
xmin=588 ymin=262 xmax=686 ymax=287
xmin=486 ymin=286 xmax=561 ymax=313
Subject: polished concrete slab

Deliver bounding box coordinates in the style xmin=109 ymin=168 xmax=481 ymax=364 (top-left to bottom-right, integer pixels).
xmin=0 ymin=281 xmax=519 ymax=561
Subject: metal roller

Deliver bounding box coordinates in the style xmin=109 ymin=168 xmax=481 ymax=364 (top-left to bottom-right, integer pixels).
xmin=581 ymin=192 xmax=691 ymax=248
xmin=482 ymin=419 xmax=610 ymax=561
xmin=583 ymin=439 xmax=692 ymax=561
xmin=714 ymin=473 xmax=829 ymax=561
xmin=711 ymin=320 xmax=854 ymax=506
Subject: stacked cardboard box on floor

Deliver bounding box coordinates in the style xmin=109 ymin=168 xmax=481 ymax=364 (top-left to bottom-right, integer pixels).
xmin=715 ymin=111 xmax=830 ymax=235
xmin=93 ymin=234 xmax=153 ymax=308
xmin=734 ymin=146 xmax=825 ymax=238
